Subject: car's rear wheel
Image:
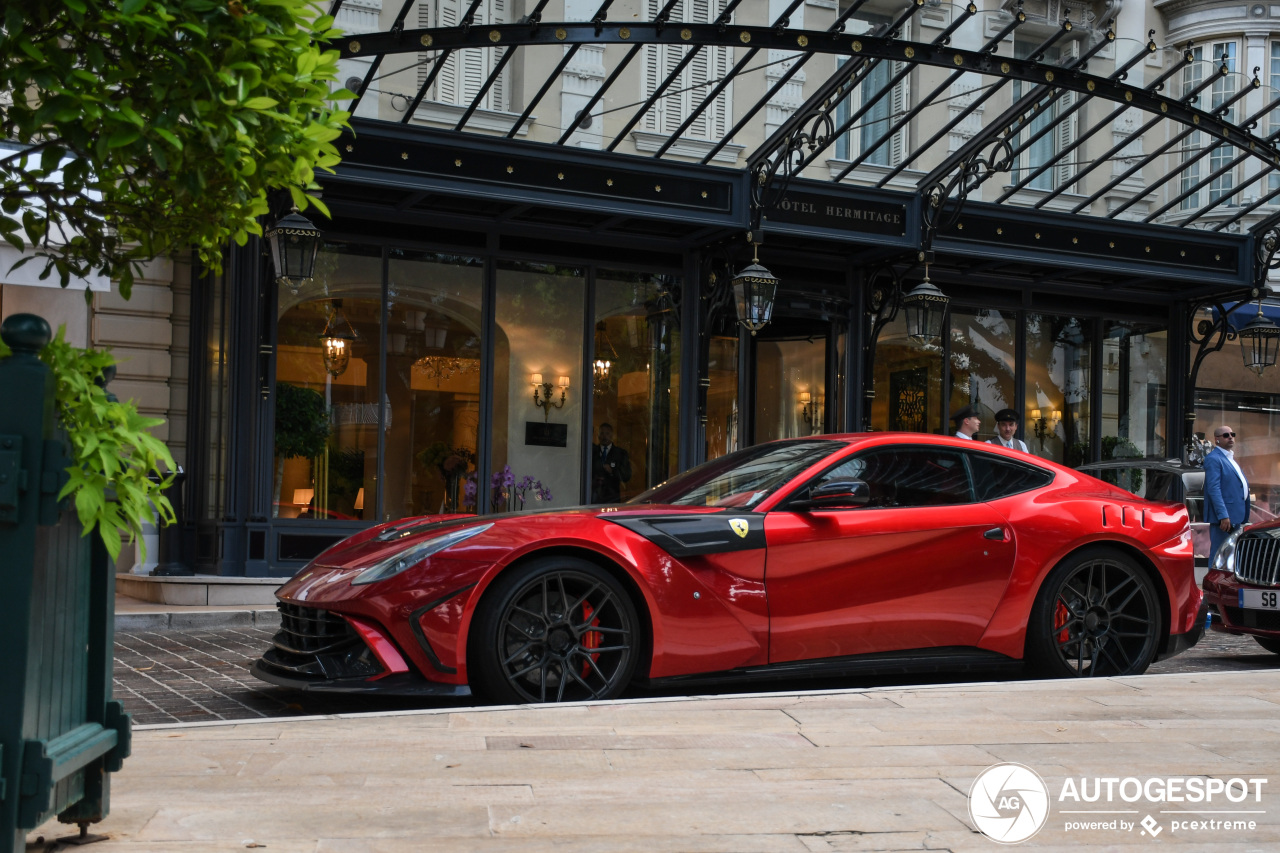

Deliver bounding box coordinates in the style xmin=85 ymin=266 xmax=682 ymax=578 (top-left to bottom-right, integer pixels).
xmin=468 ymin=556 xmax=640 ymax=704
xmin=1027 ymin=548 xmax=1161 ymax=678
xmin=1253 ymin=636 xmax=1280 ymax=655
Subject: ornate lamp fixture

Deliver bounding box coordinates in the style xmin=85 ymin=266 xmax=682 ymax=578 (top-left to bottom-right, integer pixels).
xmin=732 ymin=243 xmax=779 ymax=335
xmin=532 ymin=373 xmax=569 ymax=421
xmin=902 ymin=262 xmax=949 ymax=344
xmin=1030 ymin=409 xmax=1061 ymax=442
xmin=593 ymin=321 xmax=616 ymax=393
xmin=1238 ymin=299 xmax=1280 ymax=375
xmin=319 ymin=300 xmax=357 ymax=378
xmin=265 ymin=206 xmax=323 ymax=295
xmin=800 ymin=391 xmax=821 ymax=434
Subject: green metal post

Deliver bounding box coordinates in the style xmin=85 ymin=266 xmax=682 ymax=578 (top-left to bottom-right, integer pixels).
xmin=0 ymin=315 xmax=131 ymax=853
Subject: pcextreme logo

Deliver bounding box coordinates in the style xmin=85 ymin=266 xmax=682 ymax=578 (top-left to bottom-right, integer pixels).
xmin=969 ymin=763 xmax=1269 ymax=844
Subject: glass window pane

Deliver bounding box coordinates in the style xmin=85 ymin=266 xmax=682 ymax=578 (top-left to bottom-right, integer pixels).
xmin=869 ymin=313 xmax=943 ymax=434
xmin=593 ymin=271 xmax=681 ymax=501
xmin=948 ymin=307 xmax=1018 ymax=444
xmin=385 ymin=249 xmax=484 ymax=520
xmin=705 ymin=334 xmax=739 ymax=461
xmin=1026 ymin=314 xmax=1093 ymax=464
xmin=274 ymin=243 xmax=382 ymax=521
xmin=492 ymin=261 xmax=585 ymax=512
xmin=1101 ymin=321 xmax=1168 ymax=460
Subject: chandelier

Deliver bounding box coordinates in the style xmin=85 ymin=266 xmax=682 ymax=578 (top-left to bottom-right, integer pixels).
xmin=593 ymin=321 xmax=617 ymax=395
xmin=413 ymin=355 xmax=479 ymax=386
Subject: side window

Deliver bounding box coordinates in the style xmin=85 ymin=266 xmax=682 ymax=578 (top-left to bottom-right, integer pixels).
xmin=807 ymin=447 xmax=974 ymax=508
xmin=968 ymin=454 xmax=1054 ymax=501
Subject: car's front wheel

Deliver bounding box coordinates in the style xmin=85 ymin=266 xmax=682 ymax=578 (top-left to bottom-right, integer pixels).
xmin=1026 ymin=548 xmax=1161 ymax=677
xmin=1253 ymin=636 xmax=1280 ymax=655
xmin=468 ymin=556 xmax=641 ymax=704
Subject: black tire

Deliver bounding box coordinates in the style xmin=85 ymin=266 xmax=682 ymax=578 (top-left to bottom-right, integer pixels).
xmin=1253 ymin=636 xmax=1280 ymax=655
xmin=468 ymin=556 xmax=641 ymax=704
xmin=1026 ymin=548 xmax=1161 ymax=678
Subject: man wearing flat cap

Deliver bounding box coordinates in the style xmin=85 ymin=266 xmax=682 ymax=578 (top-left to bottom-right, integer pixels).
xmin=951 ymin=405 xmax=980 ymax=440
xmin=987 ymin=408 xmax=1029 ymax=452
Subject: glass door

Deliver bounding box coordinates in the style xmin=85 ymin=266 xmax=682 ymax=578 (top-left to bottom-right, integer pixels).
xmin=754 ymin=320 xmax=830 ymax=443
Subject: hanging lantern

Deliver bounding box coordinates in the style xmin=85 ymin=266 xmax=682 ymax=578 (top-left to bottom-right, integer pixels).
xmin=264 ymin=206 xmax=323 ymax=294
xmin=593 ymin=321 xmax=614 ymax=391
xmin=732 ymin=244 xmax=779 ymax=335
xmin=1238 ymin=301 xmax=1280 ymax=375
xmin=902 ymin=263 xmax=949 ymax=344
xmin=319 ymin=300 xmax=357 ymax=378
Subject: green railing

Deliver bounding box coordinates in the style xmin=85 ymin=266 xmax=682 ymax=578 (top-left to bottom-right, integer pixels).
xmin=0 ymin=314 xmax=130 ymax=852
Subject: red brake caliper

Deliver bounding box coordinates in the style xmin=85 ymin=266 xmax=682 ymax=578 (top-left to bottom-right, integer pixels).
xmin=1054 ymin=601 xmax=1071 ymax=645
xmin=582 ymin=602 xmax=601 ymax=677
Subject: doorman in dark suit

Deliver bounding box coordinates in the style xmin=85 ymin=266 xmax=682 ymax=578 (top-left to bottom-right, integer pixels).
xmin=591 ymin=422 xmax=632 ymax=503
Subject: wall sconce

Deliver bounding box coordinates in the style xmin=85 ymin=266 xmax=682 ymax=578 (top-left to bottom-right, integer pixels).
xmin=532 ymin=373 xmax=569 ymax=420
xmin=353 ymin=488 xmax=364 ymax=511
xmin=265 ymin=206 xmax=323 ymax=295
xmin=1030 ymin=409 xmax=1062 ymax=442
xmin=319 ymin=300 xmax=357 ymax=378
xmin=800 ymin=391 xmax=821 ymax=434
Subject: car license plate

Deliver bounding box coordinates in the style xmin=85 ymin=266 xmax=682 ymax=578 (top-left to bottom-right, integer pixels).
xmin=1240 ymin=589 xmax=1280 ymax=610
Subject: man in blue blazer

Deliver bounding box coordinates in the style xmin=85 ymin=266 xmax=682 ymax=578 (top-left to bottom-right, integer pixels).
xmin=1203 ymin=425 xmax=1251 ymax=561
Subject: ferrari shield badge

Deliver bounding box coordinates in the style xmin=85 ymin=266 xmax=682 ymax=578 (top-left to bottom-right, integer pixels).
xmin=729 ymin=518 xmax=750 ymax=539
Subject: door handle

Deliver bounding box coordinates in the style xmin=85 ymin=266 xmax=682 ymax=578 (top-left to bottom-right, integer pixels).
xmin=983 ymin=527 xmax=1005 ymax=541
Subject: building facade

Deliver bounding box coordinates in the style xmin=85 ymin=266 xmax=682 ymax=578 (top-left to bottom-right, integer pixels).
xmin=7 ymin=0 xmax=1280 ymax=576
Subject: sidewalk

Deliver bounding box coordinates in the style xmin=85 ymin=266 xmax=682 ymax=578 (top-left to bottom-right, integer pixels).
xmin=113 ymin=593 xmax=279 ymax=631
xmin=30 ymin=670 xmax=1280 ymax=852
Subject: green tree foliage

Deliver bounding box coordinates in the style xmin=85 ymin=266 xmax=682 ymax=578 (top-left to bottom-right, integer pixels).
xmin=0 ymin=0 xmax=352 ymax=297
xmin=0 ymin=329 xmax=177 ymax=560
xmin=274 ymin=381 xmax=330 ymax=459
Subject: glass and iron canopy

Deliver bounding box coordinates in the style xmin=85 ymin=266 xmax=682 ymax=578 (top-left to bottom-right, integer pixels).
xmin=325 ymin=1 xmax=1280 ymax=306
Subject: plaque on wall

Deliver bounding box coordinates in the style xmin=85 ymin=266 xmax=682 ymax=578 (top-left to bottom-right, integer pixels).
xmin=525 ymin=421 xmax=568 ymax=447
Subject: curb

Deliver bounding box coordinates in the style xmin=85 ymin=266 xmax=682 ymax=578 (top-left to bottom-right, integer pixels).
xmin=116 ymin=609 xmax=281 ymax=631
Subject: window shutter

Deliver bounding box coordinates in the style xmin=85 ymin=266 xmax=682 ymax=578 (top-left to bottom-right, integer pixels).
xmin=437 ymin=0 xmax=459 ymax=104
xmin=709 ymin=0 xmax=733 ymax=138
xmin=643 ymin=0 xmax=664 ymax=132
xmin=490 ymin=0 xmax=508 ymax=111
xmin=890 ymin=62 xmax=909 ymax=167
xmin=1055 ymin=89 xmax=1077 ymax=191
xmin=418 ymin=2 xmax=433 ymax=92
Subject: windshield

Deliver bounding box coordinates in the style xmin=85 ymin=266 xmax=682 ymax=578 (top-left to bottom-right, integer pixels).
xmin=631 ymin=440 xmax=839 ymax=509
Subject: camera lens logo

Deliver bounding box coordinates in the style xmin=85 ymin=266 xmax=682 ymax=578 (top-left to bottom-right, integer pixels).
xmin=969 ymin=763 xmax=1050 ymax=844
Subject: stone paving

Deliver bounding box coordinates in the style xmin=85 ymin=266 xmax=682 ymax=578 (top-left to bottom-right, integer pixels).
xmin=30 ymin=670 xmax=1280 ymax=851
xmin=111 ymin=623 xmax=1280 ymax=726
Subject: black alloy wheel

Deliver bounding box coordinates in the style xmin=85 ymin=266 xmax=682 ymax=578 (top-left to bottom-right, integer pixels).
xmin=1253 ymin=636 xmax=1280 ymax=655
xmin=469 ymin=557 xmax=640 ymax=704
xmin=1027 ymin=548 xmax=1161 ymax=677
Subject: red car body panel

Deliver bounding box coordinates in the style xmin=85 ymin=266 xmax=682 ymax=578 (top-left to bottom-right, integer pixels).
xmin=264 ymin=433 xmax=1201 ymax=696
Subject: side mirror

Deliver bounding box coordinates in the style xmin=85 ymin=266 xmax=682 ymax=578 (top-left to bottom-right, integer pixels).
xmin=791 ymin=479 xmax=870 ymax=510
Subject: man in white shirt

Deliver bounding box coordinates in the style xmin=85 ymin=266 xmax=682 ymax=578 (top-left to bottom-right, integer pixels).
xmin=951 ymin=405 xmax=980 ymax=440
xmin=987 ymin=408 xmax=1029 ymax=452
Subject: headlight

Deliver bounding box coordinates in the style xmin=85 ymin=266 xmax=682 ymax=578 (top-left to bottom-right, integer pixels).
xmin=351 ymin=523 xmax=492 ymax=586
xmin=1212 ymin=527 xmax=1241 ymax=574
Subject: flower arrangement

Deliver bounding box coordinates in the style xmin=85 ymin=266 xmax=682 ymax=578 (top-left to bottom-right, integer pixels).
xmin=463 ymin=465 xmax=551 ymax=513
xmin=418 ymin=441 xmax=476 ymax=512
